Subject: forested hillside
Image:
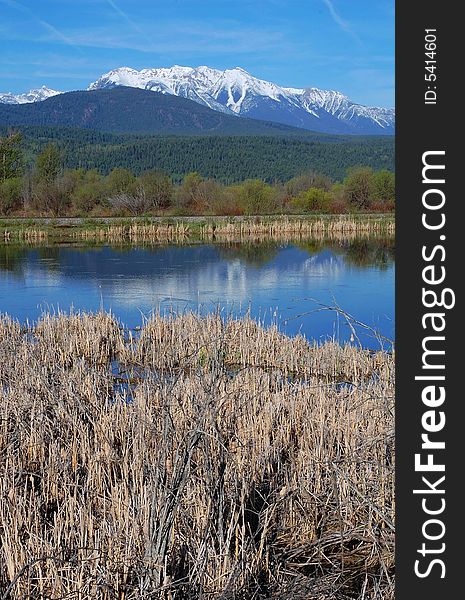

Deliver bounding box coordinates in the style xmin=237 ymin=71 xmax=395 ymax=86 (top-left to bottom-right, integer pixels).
xmin=2 ymin=126 xmax=394 ymax=183
xmin=0 ymin=87 xmax=308 ymax=136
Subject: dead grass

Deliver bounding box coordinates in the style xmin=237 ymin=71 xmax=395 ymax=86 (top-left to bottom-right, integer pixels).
xmin=1 ymin=216 xmax=395 ymax=245
xmin=0 ymin=311 xmax=394 ymax=599
xmin=78 ymin=217 xmax=395 ymax=244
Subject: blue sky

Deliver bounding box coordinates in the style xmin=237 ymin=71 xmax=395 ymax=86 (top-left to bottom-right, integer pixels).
xmin=0 ymin=0 xmax=394 ymax=107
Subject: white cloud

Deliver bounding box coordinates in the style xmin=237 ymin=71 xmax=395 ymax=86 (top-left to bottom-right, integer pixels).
xmin=321 ymin=0 xmax=361 ymax=44
xmin=41 ymin=20 xmax=290 ymax=56
xmin=0 ymin=0 xmax=84 ymax=53
xmin=104 ymin=0 xmax=152 ymax=45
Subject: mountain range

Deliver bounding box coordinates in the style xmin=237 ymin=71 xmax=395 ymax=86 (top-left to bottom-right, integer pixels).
xmin=0 ymin=85 xmax=61 ymax=105
xmin=0 ymin=87 xmax=314 ymax=136
xmin=0 ymin=66 xmax=394 ymax=136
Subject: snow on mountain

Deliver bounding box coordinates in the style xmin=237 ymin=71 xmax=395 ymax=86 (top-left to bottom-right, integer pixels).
xmin=88 ymin=66 xmax=231 ymax=114
xmin=300 ymin=88 xmax=394 ymax=130
xmin=89 ymin=65 xmax=306 ymax=114
xmin=89 ymin=66 xmax=394 ymax=135
xmin=1 ymin=68 xmax=394 ymax=135
xmin=0 ymin=86 xmax=61 ymax=105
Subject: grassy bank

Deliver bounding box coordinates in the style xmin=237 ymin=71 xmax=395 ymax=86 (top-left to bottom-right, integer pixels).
xmin=1 ymin=214 xmax=395 ymax=244
xmin=0 ymin=311 xmax=394 ymax=599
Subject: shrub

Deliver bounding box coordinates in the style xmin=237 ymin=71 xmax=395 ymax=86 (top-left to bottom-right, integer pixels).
xmin=72 ymin=183 xmax=105 ymax=214
xmin=236 ymin=179 xmax=276 ymax=215
xmin=0 ymin=164 xmax=395 ymax=217
xmin=343 ymin=167 xmax=375 ymax=210
xmin=105 ymin=168 xmax=136 ymax=196
xmin=291 ymin=187 xmax=332 ymax=213
xmin=108 ymin=189 xmax=150 ymax=215
xmin=327 ymin=183 xmax=349 ymax=213
xmin=193 ymin=179 xmax=223 ymax=213
xmin=372 ymin=169 xmax=395 ymax=206
xmin=0 ymin=177 xmax=22 ymax=214
xmin=212 ymin=187 xmax=244 ymax=216
xmin=33 ymin=179 xmax=70 ymax=216
xmin=176 ymin=172 xmax=204 ymax=210
xmin=137 ymin=170 xmax=173 ymax=210
xmin=285 ymin=171 xmax=331 ymax=200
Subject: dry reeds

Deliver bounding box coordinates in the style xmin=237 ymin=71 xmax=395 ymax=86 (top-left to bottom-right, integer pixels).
xmin=77 ymin=223 xmax=190 ymax=243
xmin=2 ymin=228 xmax=49 ymax=243
xmin=0 ymin=311 xmax=394 ymax=599
xmin=201 ymin=216 xmax=395 ymax=238
xmin=77 ymin=217 xmax=394 ymax=244
xmin=68 ymin=219 xmax=394 ymax=247
xmin=1 ymin=216 xmax=394 ymax=246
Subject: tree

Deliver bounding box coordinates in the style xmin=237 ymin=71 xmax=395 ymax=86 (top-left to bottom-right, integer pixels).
xmin=0 ymin=177 xmax=22 ymax=214
xmin=177 ymin=172 xmax=203 ymax=210
xmin=285 ymin=171 xmax=331 ymax=199
xmin=72 ymin=183 xmax=103 ymax=213
xmin=194 ymin=179 xmax=223 ymax=213
xmin=327 ymin=182 xmax=349 ymax=213
xmin=372 ymin=169 xmax=395 ymax=205
xmin=34 ymin=179 xmax=70 ymax=216
xmin=36 ymin=143 xmax=61 ymax=183
xmin=106 ymin=168 xmax=136 ymax=196
xmin=292 ymin=187 xmax=332 ymax=213
xmin=236 ymin=179 xmax=275 ymax=215
xmin=137 ymin=170 xmax=173 ymax=209
xmin=0 ymin=132 xmax=23 ymax=182
xmin=343 ymin=167 xmax=375 ymax=210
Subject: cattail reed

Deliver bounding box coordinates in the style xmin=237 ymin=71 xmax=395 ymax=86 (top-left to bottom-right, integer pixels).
xmin=0 ymin=216 xmax=394 ymax=244
xmin=0 ymin=311 xmax=394 ymax=599
xmin=75 ymin=217 xmax=395 ymax=243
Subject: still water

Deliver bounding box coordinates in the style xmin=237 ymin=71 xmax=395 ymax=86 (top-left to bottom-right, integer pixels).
xmin=0 ymin=238 xmax=394 ymax=348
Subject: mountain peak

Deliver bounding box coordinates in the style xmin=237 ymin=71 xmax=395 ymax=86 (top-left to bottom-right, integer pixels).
xmin=0 ymin=86 xmax=61 ymax=105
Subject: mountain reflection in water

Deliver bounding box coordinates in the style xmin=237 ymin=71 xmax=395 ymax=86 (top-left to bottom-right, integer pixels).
xmin=0 ymin=238 xmax=394 ymax=348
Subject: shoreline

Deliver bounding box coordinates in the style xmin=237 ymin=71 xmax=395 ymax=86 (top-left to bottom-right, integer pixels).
xmin=1 ymin=213 xmax=395 ymax=243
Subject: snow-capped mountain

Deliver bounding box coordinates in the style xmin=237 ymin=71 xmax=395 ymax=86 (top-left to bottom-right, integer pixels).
xmin=0 ymin=86 xmax=61 ymax=105
xmin=0 ymin=68 xmax=394 ymax=135
xmin=89 ymin=65 xmax=231 ymax=115
xmin=88 ymin=66 xmax=395 ymax=135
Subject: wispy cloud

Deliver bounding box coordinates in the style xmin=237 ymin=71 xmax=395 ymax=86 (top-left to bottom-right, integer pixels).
xmin=40 ymin=20 xmax=291 ymax=57
xmin=0 ymin=0 xmax=84 ymax=53
xmin=321 ymin=0 xmax=361 ymax=44
xmin=37 ymin=19 xmax=85 ymax=53
xmin=104 ymin=0 xmax=153 ymax=45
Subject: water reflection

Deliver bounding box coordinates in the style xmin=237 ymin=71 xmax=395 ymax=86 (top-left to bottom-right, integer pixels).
xmin=0 ymin=238 xmax=394 ymax=348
